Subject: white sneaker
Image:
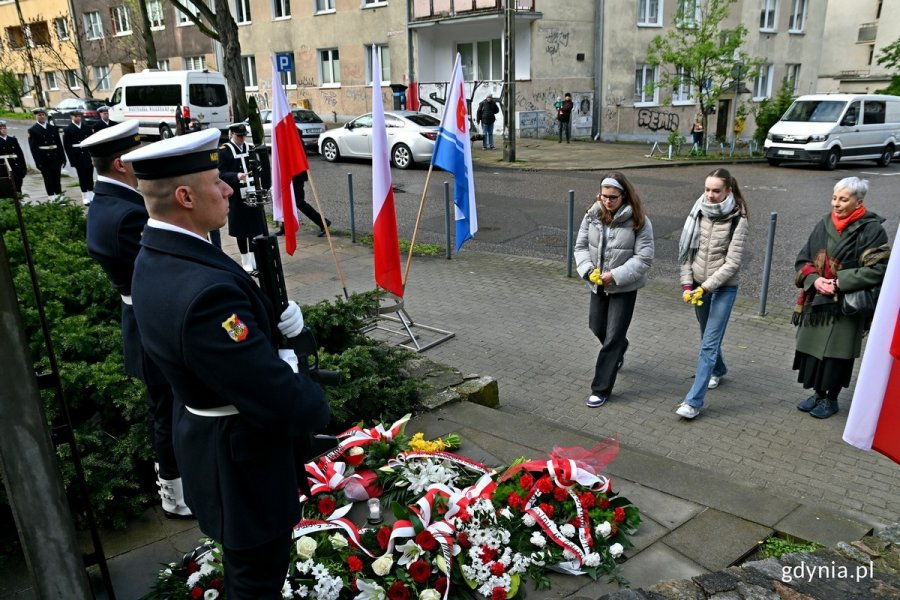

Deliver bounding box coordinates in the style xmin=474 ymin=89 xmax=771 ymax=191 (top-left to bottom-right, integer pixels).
xmin=708 ymin=376 xmax=720 ymax=389
xmin=676 ymin=403 xmax=701 ymax=419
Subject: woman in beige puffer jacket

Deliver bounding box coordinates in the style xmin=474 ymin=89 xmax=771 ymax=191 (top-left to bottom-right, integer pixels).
xmin=674 ymin=168 xmax=750 ymax=420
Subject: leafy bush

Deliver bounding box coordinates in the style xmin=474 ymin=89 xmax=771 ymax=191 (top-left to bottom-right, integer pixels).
xmin=302 ymin=290 xmax=379 ymax=353
xmin=758 ymin=535 xmax=821 ymax=559
xmin=752 ymin=82 xmax=795 ymax=147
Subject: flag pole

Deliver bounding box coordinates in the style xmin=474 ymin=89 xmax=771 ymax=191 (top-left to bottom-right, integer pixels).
xmin=307 ymin=171 xmax=349 ymax=299
xmin=402 ymin=163 xmax=436 ymax=288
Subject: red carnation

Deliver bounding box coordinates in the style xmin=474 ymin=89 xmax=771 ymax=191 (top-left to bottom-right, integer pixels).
xmin=580 ymin=493 xmax=595 ymax=509
xmin=553 ymin=487 xmax=568 ymax=502
xmin=479 ymin=545 xmax=498 ymax=564
xmin=507 ymin=492 xmax=523 ymax=510
xmin=457 ymin=531 xmax=472 ymax=549
xmin=457 ymin=507 xmax=471 ymax=522
xmin=186 ymin=562 xmax=199 ymax=574
xmin=190 ymin=587 xmax=203 ymax=599
xmin=435 ymin=576 xmax=448 ymax=594
xmin=408 ymin=559 xmax=431 ymax=584
xmin=317 ymin=495 xmax=336 ymax=516
xmin=209 ymin=578 xmax=223 ymax=590
xmin=490 ymin=562 xmax=506 ymax=576
xmin=614 ymin=507 xmax=626 ymax=523
xmin=537 ymin=476 xmax=553 ymax=494
xmin=377 ymin=526 xmax=391 ymax=551
xmin=491 ymin=586 xmax=507 ymax=600
xmin=599 ymin=496 xmax=610 ymax=509
xmin=415 ymin=530 xmax=439 ymax=552
xmin=348 ymin=555 xmax=363 ymax=573
xmin=539 ymin=502 xmax=555 ymax=518
xmin=388 ymin=581 xmax=410 ymax=600
xmin=519 ymin=473 xmax=534 ymax=490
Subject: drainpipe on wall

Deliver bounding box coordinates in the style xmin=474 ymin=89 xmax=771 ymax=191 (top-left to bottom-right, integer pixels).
xmin=592 ymin=0 xmax=604 ymax=141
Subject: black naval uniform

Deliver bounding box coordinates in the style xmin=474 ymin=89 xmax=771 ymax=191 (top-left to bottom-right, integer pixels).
xmin=93 ymin=118 xmax=116 ymax=131
xmin=218 ymin=140 xmax=267 ymax=240
xmin=28 ymin=121 xmax=66 ymax=196
xmin=63 ymin=121 xmax=96 ymax=195
xmin=85 ymin=179 xmax=178 ymax=479
xmin=0 ymin=133 xmax=27 ymax=192
xmin=132 ymin=226 xmax=329 ymax=598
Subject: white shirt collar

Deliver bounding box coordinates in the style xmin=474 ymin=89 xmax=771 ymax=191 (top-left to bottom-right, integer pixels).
xmin=96 ymin=174 xmax=138 ymax=194
xmin=146 ymin=218 xmax=212 ymax=243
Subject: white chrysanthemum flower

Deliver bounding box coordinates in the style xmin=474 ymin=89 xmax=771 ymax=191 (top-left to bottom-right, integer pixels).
xmin=562 ymin=549 xmax=575 ymax=560
xmin=522 ymin=513 xmax=536 ymax=527
xmin=595 ymin=521 xmax=612 ymax=538
xmin=610 ymin=543 xmax=624 ymax=558
xmin=498 ymin=507 xmax=513 ymax=519
xmin=280 ymin=580 xmax=293 ymax=599
xmin=310 ymin=563 xmax=329 ymax=579
xmin=199 ymin=561 xmax=216 ymax=576
xmin=530 ymin=532 xmax=546 ymax=547
xmin=186 ymin=572 xmax=201 ymax=588
xmin=295 ymin=584 xmax=309 ymax=597
xmin=583 ymin=552 xmax=601 ymax=567
xmin=560 ymin=524 xmax=576 ymax=538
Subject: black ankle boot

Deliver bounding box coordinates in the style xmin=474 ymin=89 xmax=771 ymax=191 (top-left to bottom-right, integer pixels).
xmin=810 ymin=398 xmax=838 ymax=419
xmin=796 ymin=393 xmax=823 ymax=412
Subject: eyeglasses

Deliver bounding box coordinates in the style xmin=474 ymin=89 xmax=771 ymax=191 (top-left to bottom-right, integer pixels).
xmin=597 ymin=194 xmax=622 ymax=202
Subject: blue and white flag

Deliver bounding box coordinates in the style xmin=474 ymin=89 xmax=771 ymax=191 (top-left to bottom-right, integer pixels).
xmin=431 ymin=53 xmax=477 ymax=251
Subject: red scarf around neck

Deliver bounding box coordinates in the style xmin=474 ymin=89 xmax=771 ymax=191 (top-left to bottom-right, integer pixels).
xmin=832 ymin=206 xmax=866 ymax=233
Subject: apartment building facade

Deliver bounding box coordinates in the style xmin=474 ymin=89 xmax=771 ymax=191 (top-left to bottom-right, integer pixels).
xmin=818 ymin=0 xmax=898 ymax=93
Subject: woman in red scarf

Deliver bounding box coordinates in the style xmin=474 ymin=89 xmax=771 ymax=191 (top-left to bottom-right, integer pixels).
xmin=792 ymin=177 xmax=889 ymax=418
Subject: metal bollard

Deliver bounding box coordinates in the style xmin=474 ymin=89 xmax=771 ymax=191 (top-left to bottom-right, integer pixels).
xmin=444 ymin=181 xmax=452 ymax=259
xmin=347 ymin=173 xmax=356 ymax=243
xmin=758 ymin=212 xmax=778 ymax=316
xmin=566 ymin=190 xmax=575 ymax=277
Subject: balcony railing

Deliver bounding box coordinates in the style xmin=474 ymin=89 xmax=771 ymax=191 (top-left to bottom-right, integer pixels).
xmin=412 ymin=0 xmax=535 ymax=20
xmin=857 ymin=22 xmax=877 ymax=43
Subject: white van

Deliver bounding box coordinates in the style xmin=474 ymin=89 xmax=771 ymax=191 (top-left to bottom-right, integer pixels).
xmin=764 ymin=93 xmax=900 ymax=169
xmin=107 ymin=69 xmax=231 ymax=139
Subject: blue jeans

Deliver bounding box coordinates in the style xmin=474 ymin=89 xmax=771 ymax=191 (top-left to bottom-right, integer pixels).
xmin=683 ymin=286 xmax=737 ymax=408
xmin=482 ymin=122 xmax=495 ymax=148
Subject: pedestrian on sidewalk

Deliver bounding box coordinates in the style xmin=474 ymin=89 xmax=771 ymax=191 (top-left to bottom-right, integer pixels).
xmin=792 ymin=177 xmax=888 ymax=419
xmin=575 ymin=172 xmax=654 ymax=408
xmin=275 ymin=171 xmax=331 ymax=237
xmin=556 ymin=93 xmax=574 ymax=143
xmin=675 ymin=168 xmax=749 ymax=420
xmin=476 ymin=93 xmax=500 ymax=150
xmin=28 ymin=107 xmax=66 ymax=201
xmin=0 ymin=120 xmax=27 ymax=193
xmin=690 ymin=111 xmax=704 ymax=151
xmin=62 ymin=110 xmax=96 ymax=206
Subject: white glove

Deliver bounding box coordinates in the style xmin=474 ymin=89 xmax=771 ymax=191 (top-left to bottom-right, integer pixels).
xmin=278 ymin=349 xmax=299 ymax=373
xmin=277 ymin=300 xmax=304 ymax=338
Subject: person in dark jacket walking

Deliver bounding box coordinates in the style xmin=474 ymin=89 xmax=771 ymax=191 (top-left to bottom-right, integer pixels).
xmin=556 ymin=93 xmax=574 ymax=143
xmin=28 ymin=107 xmax=66 ymax=200
xmin=93 ymin=106 xmax=116 ymax=130
xmin=0 ymin=120 xmax=27 ymax=193
xmin=476 ymin=93 xmax=500 ymax=150
xmin=123 ymin=129 xmax=330 ymax=599
xmin=63 ymin=110 xmax=96 ymax=205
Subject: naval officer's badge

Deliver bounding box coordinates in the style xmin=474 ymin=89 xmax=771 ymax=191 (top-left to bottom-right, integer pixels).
xmin=222 ymin=314 xmax=248 ymax=342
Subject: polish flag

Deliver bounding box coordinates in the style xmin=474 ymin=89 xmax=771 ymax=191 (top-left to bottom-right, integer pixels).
xmin=370 ymin=47 xmax=403 ymax=297
xmin=270 ymin=56 xmax=308 ymax=255
xmin=843 ymin=227 xmax=900 ymax=465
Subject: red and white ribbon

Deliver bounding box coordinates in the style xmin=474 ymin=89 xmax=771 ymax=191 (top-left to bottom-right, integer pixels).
xmin=293 ymin=506 xmax=375 ymax=557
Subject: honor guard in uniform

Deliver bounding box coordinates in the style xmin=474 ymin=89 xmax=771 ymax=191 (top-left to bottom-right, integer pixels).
xmin=81 ymin=121 xmax=192 ymax=519
xmin=63 ymin=110 xmax=96 ymax=205
xmin=218 ymin=122 xmax=267 ymax=273
xmin=28 ymin=107 xmax=66 ymax=200
xmin=0 ymin=120 xmax=27 ymax=192
xmin=94 ymin=106 xmax=115 ymax=130
xmin=123 ymin=130 xmax=330 ymax=599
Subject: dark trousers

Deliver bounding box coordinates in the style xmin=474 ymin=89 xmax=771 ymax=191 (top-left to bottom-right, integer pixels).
xmin=39 ymin=166 xmax=62 ymax=196
xmin=292 ymin=178 xmax=327 ymax=230
xmin=224 ymin=532 xmax=292 ymax=600
xmin=147 ymin=382 xmax=179 ymax=479
xmin=75 ymin=165 xmax=94 ymax=192
xmin=559 ymin=119 xmax=571 ymax=142
xmin=589 ymin=289 xmax=637 ymax=396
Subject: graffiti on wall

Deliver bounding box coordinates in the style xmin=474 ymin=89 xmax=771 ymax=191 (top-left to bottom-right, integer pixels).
xmin=538 ymin=26 xmax=570 ymax=56
xmin=417 ymin=80 xmax=505 ymax=133
xmin=637 ymin=109 xmax=679 ymax=132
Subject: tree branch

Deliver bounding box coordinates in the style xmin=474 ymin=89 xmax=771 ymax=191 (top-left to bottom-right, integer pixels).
xmin=169 ymin=0 xmax=220 ymax=41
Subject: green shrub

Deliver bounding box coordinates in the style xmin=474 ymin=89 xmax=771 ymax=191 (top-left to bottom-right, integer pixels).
xmin=759 ymin=535 xmax=821 ymax=559
xmin=752 ymin=82 xmax=795 ymax=147
xmin=301 ymin=290 xmax=379 ymax=354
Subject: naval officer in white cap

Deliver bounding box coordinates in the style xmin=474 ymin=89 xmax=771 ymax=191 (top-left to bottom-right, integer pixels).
xmin=82 ymin=120 xmax=192 ymax=520
xmin=123 ymin=129 xmax=330 ymax=599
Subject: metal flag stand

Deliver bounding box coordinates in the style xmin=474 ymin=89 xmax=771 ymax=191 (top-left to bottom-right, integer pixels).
xmin=364 ymin=292 xmax=454 ymax=352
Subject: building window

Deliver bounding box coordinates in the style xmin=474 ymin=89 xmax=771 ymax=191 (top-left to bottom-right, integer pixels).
xmin=83 ymin=11 xmax=103 ymax=40
xmin=94 ymin=65 xmax=111 ymax=90
xmin=457 ymin=40 xmax=502 ymax=81
xmin=677 ymin=0 xmax=701 ymax=27
xmin=111 ymin=5 xmax=132 ymax=35
xmin=242 ymin=55 xmax=257 ymax=88
xmin=272 ymin=0 xmax=290 ymax=19
xmin=233 ymin=0 xmax=251 ymax=23
xmin=785 ymin=63 xmax=800 ymax=95
xmin=753 ymin=63 xmax=773 ymax=100
xmin=634 ymin=64 xmax=657 ymax=105
xmin=788 ymin=0 xmax=806 ymax=32
xmin=54 ymin=17 xmax=69 ymax=40
xmin=365 ymin=45 xmax=390 ymax=85
xmin=673 ymin=66 xmax=693 ymax=103
xmin=363 ymin=0 xmax=388 ymax=6
xmin=760 ymin=0 xmax=777 ymax=31
xmin=184 ymin=55 xmax=206 ymax=71
xmin=276 ymin=52 xmax=296 ymax=86
xmin=6 ymin=26 xmax=26 ymax=49
xmin=315 ymin=0 xmax=335 ymax=12
xmin=637 ymin=0 xmax=661 ymax=26
xmin=156 ymin=58 xmax=170 ymax=71
xmin=319 ymin=49 xmax=340 ymax=85
xmin=65 ymin=69 xmax=79 ymax=89
xmin=177 ymin=2 xmax=200 ymax=25
xmin=29 ymin=21 xmax=52 ymax=46
xmin=147 ymin=0 xmax=165 ymax=29
xmin=46 ymin=71 xmax=58 ymax=90
xmin=18 ymin=74 xmax=31 ymax=93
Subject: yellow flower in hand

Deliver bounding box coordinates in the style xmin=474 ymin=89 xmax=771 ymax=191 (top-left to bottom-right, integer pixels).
xmin=589 ymin=268 xmax=603 ymax=285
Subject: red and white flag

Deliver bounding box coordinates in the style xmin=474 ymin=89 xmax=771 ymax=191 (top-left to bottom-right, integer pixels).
xmin=370 ymin=47 xmax=403 ymax=297
xmin=270 ymin=55 xmax=309 ymax=256
xmin=843 ymin=228 xmax=900 ymax=465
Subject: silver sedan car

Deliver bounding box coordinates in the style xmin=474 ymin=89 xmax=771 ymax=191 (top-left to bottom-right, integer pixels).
xmin=318 ymin=111 xmax=440 ymax=169
xmin=254 ymin=108 xmax=326 ymax=149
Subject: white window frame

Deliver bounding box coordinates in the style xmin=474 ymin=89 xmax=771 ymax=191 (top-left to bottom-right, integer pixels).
xmin=242 ymin=55 xmax=258 ymax=89
xmin=676 ymin=0 xmax=701 ymax=28
xmin=234 ymin=0 xmax=251 ymax=23
xmin=177 ymin=2 xmax=200 ymax=26
xmin=83 ymin=11 xmax=103 ymax=40
xmin=319 ymin=48 xmax=340 ymax=86
xmin=19 ymin=74 xmax=31 ymax=94
xmin=315 ymin=0 xmax=335 ymax=13
xmin=93 ymin=65 xmax=111 ymax=90
xmin=365 ymin=45 xmax=390 ymax=85
xmin=753 ymin=63 xmax=773 ymax=100
xmin=362 ymin=0 xmax=388 ymax=8
xmin=45 ymin=71 xmax=58 ymax=90
xmin=760 ymin=0 xmax=778 ymax=32
xmin=111 ymin=5 xmax=132 ymax=36
xmin=672 ymin=65 xmax=694 ymax=104
xmin=54 ymin=17 xmax=69 ymax=41
xmin=184 ymin=55 xmax=206 ymax=71
xmin=785 ymin=63 xmax=800 ymax=95
xmin=147 ymin=0 xmax=165 ymax=29
xmin=637 ymin=0 xmax=662 ymax=27
xmin=788 ymin=0 xmax=806 ymax=33
xmin=156 ymin=58 xmax=170 ymax=71
xmin=456 ymin=39 xmax=502 ymax=81
xmin=65 ymin=69 xmax=79 ymax=89
xmin=272 ymin=0 xmax=290 ymax=20
xmin=634 ymin=64 xmax=658 ymax=106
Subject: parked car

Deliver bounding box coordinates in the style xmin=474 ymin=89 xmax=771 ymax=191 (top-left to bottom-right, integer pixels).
xmin=318 ymin=111 xmax=440 ymax=169
xmin=252 ymin=108 xmax=326 ymax=149
xmin=48 ymin=98 xmax=106 ymax=128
